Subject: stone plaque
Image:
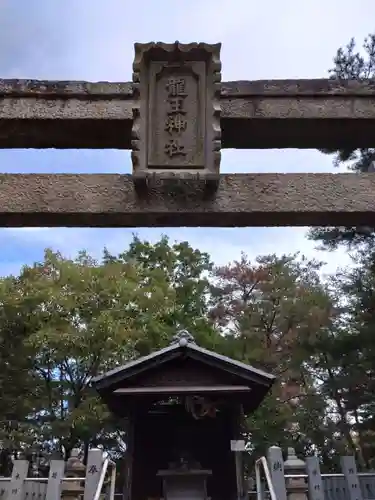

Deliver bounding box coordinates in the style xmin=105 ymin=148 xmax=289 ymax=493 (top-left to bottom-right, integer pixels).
xmin=131 ymin=41 xmax=221 ymax=185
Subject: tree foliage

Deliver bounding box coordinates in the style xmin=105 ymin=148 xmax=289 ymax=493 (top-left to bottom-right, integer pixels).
xmin=0 ymin=218 xmax=375 ymax=471
xmin=0 ymin=237 xmax=217 ymax=463
xmin=1 ymin=232 xmax=375 ymax=471
xmin=209 ymin=253 xmax=331 ymax=457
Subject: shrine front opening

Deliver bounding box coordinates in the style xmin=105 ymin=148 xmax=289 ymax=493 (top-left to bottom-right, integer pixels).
xmin=92 ymin=331 xmax=275 ymax=500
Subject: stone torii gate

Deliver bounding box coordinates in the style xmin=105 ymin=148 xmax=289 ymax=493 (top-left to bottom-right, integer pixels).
xmin=1 ymin=40 xmax=375 ymax=229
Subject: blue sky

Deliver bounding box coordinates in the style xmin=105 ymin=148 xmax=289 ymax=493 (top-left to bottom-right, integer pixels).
xmin=0 ymin=0 xmax=374 ymax=277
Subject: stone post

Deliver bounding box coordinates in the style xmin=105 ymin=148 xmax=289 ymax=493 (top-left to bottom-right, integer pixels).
xmin=340 ymin=455 xmax=363 ymax=500
xmin=305 ymin=456 xmax=325 ymax=500
xmin=61 ymin=449 xmax=85 ymax=500
xmin=267 ymin=446 xmax=287 ymax=500
xmin=284 ymin=448 xmax=308 ymax=500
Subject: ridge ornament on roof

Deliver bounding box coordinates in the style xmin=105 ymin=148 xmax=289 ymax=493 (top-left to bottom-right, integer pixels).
xmin=171 ymin=329 xmax=196 ymax=346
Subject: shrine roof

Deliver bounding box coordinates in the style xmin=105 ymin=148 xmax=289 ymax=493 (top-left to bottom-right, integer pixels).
xmin=91 ymin=330 xmax=275 ymax=392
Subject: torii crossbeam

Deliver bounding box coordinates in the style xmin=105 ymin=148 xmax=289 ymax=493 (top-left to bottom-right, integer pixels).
xmin=1 ymin=41 xmax=375 ymax=228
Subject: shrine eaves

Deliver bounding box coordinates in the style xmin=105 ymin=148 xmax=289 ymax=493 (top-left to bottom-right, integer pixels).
xmin=0 ymin=40 xmax=375 ymax=228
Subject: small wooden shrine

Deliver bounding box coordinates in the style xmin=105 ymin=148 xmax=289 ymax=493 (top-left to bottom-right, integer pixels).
xmin=91 ymin=330 xmax=275 ymax=500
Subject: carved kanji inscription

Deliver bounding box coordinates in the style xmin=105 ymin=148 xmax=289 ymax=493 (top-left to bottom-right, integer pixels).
xmin=165 ymin=139 xmax=186 ymax=158
xmin=165 ymin=115 xmax=187 ymax=135
xmin=164 ymin=77 xmax=188 ymax=158
xmin=131 ymin=41 xmax=222 ymax=185
xmin=148 ymin=62 xmax=203 ymax=170
xmin=166 ymin=77 xmax=187 ymax=97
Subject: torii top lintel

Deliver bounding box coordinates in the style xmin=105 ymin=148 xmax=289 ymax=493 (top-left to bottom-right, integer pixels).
xmin=0 ymin=41 xmax=375 ymax=228
xmin=1 ymin=40 xmax=375 ymax=153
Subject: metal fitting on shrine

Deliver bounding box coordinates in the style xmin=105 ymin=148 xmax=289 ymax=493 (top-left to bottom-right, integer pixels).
xmin=131 ymin=41 xmax=222 ymax=192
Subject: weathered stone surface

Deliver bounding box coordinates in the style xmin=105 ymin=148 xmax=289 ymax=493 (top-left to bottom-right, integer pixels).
xmin=1 ymin=78 xmax=374 ymax=97
xmin=0 ymin=173 xmax=374 ymax=227
xmin=0 ymin=79 xmax=133 ymax=96
xmin=131 ymin=42 xmax=221 ymax=181
xmin=220 ymin=79 xmax=375 ymax=95
xmin=1 ymin=79 xmax=375 ymax=149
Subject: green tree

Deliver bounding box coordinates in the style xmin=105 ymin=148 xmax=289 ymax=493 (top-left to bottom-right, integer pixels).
xmin=0 ymin=236 xmax=219 ymax=461
xmin=10 ymin=246 xmax=177 ymax=459
xmin=0 ymin=274 xmax=44 ymax=474
xmin=294 ymin=246 xmax=375 ymax=470
xmin=209 ymin=253 xmax=331 ymax=457
xmin=103 ymin=235 xmax=218 ymax=352
xmin=324 ymin=252 xmax=375 ymax=467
